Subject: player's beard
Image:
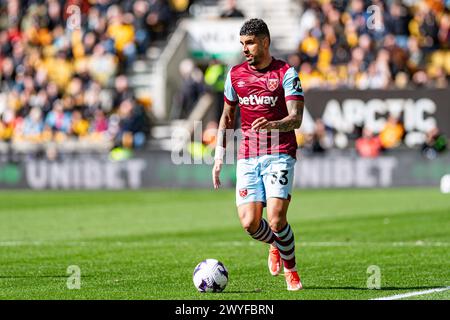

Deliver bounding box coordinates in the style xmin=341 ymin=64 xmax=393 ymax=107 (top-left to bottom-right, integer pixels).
xmin=246 ymin=47 xmax=264 ymax=67
xmin=246 ymin=51 xmax=261 ymax=66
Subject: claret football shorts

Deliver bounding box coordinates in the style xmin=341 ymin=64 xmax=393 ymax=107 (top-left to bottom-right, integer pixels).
xmin=235 ymin=153 xmax=296 ymax=207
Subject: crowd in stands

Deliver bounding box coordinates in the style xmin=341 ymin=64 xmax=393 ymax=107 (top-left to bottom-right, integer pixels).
xmin=0 ymin=0 xmax=448 ymax=159
xmin=0 ymin=0 xmax=185 ymax=156
xmin=293 ymin=0 xmax=449 ymax=158
xmin=294 ymin=0 xmax=449 ymax=91
xmin=197 ymin=0 xmax=449 ymax=159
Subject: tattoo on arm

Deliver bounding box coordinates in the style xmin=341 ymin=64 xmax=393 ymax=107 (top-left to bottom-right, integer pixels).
xmin=217 ymin=102 xmax=236 ymax=147
xmin=271 ymin=100 xmax=304 ymax=132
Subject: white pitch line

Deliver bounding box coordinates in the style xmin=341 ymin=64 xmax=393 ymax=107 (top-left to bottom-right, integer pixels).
xmin=371 ymin=286 xmax=450 ymax=300
xmin=1 ymin=240 xmax=450 ymax=247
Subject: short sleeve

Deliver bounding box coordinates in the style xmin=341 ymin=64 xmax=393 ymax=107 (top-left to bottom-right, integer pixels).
xmin=282 ymin=67 xmax=304 ymax=102
xmin=224 ymin=69 xmax=238 ymax=106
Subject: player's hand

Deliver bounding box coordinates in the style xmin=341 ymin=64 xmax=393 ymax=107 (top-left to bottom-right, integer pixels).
xmin=251 ymin=117 xmax=273 ymax=131
xmin=212 ymin=159 xmax=223 ymax=189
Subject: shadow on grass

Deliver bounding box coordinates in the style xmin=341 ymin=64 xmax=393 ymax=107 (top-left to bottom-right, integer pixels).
xmin=303 ymin=285 xmax=443 ymax=291
xmin=220 ymin=289 xmax=264 ymax=294
xmin=0 ymin=275 xmax=92 ymax=279
xmin=213 ymin=285 xmax=443 ymax=294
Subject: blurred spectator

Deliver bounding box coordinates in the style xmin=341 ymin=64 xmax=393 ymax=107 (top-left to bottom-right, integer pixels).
xmin=44 ymin=100 xmax=71 ymax=135
xmin=379 ymin=116 xmax=405 ymax=149
xmin=355 ymin=128 xmax=382 ymax=158
xmin=71 ymin=110 xmax=90 ymax=137
xmin=406 ymin=36 xmax=425 ymax=72
xmin=146 ymin=0 xmax=174 ymax=42
xmin=412 ymin=69 xmax=430 ymax=87
xmin=357 ymin=59 xmax=390 ymax=89
xmin=0 ymin=109 xmax=17 ymax=142
xmin=88 ymin=43 xmax=118 ymax=86
xmin=132 ymin=0 xmax=151 ymax=55
xmin=204 ymin=59 xmax=227 ymax=122
xmin=433 ymin=66 xmax=449 ymax=88
xmin=287 ymin=53 xmax=302 ymax=72
xmin=417 ymin=3 xmax=440 ymax=52
xmin=394 ymin=71 xmax=410 ymax=88
xmin=437 ymin=11 xmax=449 ymax=48
xmin=385 ymin=1 xmax=411 ymax=49
xmin=384 ymin=34 xmax=409 ymax=77
xmin=83 ymin=81 xmax=102 ymax=116
xmin=113 ymin=74 xmax=134 ymax=109
xmin=299 ymin=30 xmax=320 ymax=65
xmin=301 ymin=119 xmax=333 ymax=154
xmin=107 ymin=11 xmax=136 ymax=69
xmin=220 ymin=0 xmax=245 ymax=18
xmin=170 ymin=58 xmax=205 ymax=120
xmin=421 ymin=126 xmax=448 ymax=159
xmin=0 ymin=58 xmax=15 ymax=91
xmin=16 ymin=107 xmax=44 ymax=143
xmin=114 ymin=98 xmax=151 ymax=149
xmin=91 ymin=109 xmax=109 ymax=134
xmin=358 ymin=34 xmax=376 ymax=69
xmin=169 ymin=0 xmax=190 ymax=15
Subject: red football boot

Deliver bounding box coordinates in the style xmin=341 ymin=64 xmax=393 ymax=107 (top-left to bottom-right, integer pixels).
xmin=268 ymin=245 xmax=281 ymax=276
xmin=285 ymin=270 xmax=303 ymax=291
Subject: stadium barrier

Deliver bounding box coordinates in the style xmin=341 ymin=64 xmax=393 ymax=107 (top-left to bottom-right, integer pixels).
xmin=0 ymin=149 xmax=448 ymax=190
xmin=303 ymin=88 xmax=450 ymax=141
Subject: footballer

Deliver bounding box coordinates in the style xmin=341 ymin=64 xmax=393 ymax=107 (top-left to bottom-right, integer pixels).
xmin=212 ymin=18 xmax=305 ymax=291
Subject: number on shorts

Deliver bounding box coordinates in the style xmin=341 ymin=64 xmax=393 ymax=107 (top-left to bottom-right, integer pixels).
xmin=279 ymin=170 xmax=289 ymax=185
xmin=271 ymin=170 xmax=289 ymax=185
xmin=271 ymin=173 xmax=277 ymax=185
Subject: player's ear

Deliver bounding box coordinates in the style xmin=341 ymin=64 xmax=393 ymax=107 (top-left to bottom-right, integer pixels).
xmin=263 ymin=36 xmax=270 ymax=49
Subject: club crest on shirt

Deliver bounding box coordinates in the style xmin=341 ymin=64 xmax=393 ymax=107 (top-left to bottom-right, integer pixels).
xmin=239 ymin=188 xmax=248 ymax=198
xmin=267 ymin=78 xmax=279 ymax=91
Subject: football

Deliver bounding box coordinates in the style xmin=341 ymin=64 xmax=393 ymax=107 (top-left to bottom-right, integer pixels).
xmin=193 ymin=259 xmax=229 ymax=293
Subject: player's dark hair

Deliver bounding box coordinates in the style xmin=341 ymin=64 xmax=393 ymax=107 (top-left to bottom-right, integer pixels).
xmin=239 ymin=18 xmax=271 ymax=44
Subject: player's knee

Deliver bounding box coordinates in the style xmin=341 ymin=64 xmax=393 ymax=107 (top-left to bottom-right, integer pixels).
xmin=240 ymin=215 xmax=260 ymax=234
xmin=268 ymin=216 xmax=286 ymax=233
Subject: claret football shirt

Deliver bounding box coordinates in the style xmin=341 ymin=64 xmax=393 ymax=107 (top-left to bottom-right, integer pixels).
xmin=224 ymin=58 xmax=304 ymax=159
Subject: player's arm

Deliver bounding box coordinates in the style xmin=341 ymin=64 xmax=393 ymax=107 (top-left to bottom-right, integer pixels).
xmin=212 ymin=102 xmax=236 ymax=189
xmin=213 ymin=69 xmax=237 ymax=189
xmin=252 ymin=67 xmax=305 ymax=132
xmin=217 ymin=101 xmax=237 ymax=148
xmin=252 ymin=99 xmax=304 ymax=132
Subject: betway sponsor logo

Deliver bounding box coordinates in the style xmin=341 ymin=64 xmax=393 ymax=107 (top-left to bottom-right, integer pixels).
xmin=238 ymin=95 xmax=278 ymax=107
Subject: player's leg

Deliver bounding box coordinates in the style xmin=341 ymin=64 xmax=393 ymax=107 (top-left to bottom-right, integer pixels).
xmin=237 ymin=201 xmax=263 ymax=234
xmin=262 ymin=154 xmax=302 ymax=290
xmin=236 ymin=158 xmax=275 ymax=244
xmin=266 ymin=197 xmax=288 ymax=276
xmin=266 ymin=198 xmax=296 ymax=269
xmin=267 ymin=198 xmax=302 ymax=291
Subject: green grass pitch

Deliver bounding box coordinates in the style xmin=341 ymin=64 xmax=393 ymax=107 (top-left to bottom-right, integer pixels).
xmin=0 ymin=188 xmax=449 ymax=300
